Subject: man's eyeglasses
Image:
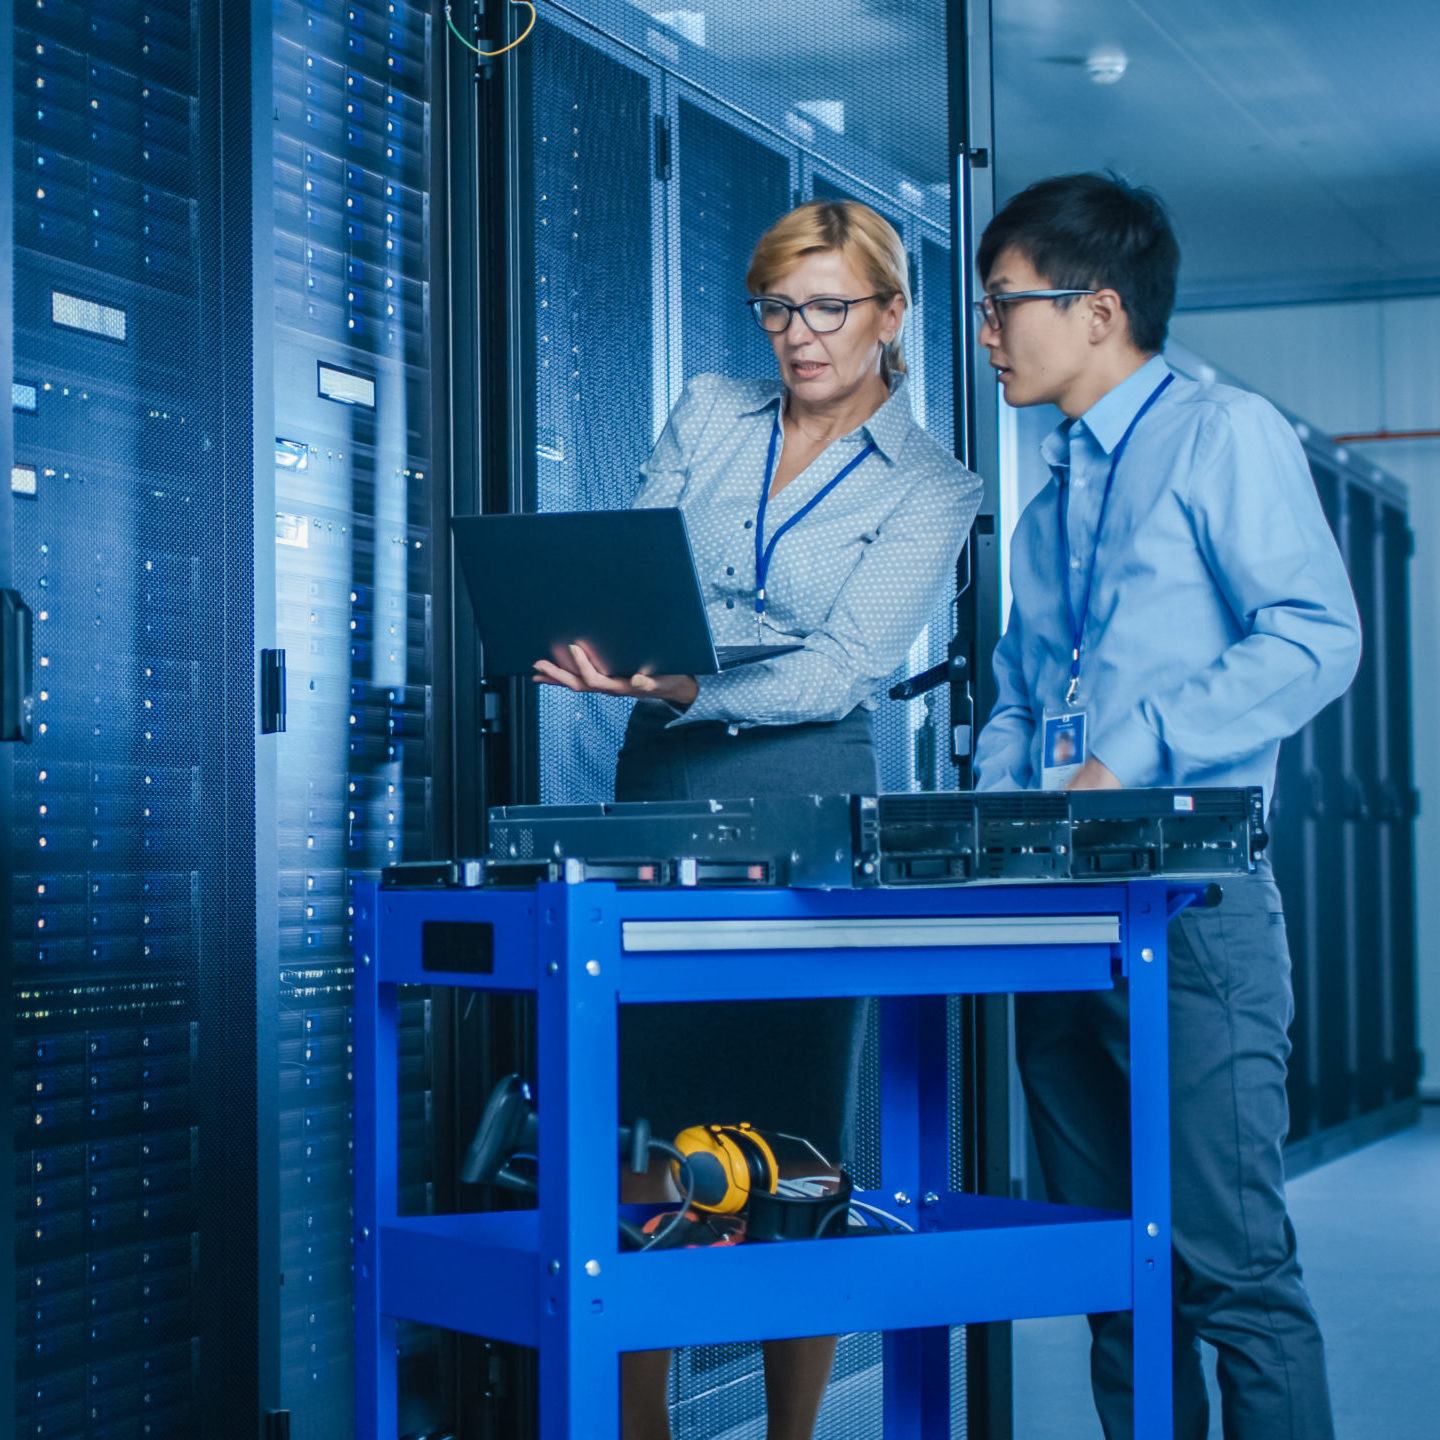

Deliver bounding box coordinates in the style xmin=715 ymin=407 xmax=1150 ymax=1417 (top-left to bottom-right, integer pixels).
xmin=972 ymin=289 xmax=1096 ymax=332
xmin=747 ymin=294 xmax=885 ymax=335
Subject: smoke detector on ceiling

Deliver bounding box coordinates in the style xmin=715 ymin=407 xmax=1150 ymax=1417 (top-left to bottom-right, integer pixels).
xmin=1086 ymin=46 xmax=1129 ymax=84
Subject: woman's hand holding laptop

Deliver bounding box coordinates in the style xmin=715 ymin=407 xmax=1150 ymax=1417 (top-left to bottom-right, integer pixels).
xmin=533 ymin=640 xmax=697 ymax=710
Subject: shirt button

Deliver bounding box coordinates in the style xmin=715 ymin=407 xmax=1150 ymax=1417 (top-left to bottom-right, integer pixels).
xmin=725 ymin=566 xmax=734 ymax=575
xmin=727 ymin=724 xmax=740 ymax=737
xmin=743 ymin=520 xmax=753 ymax=529
xmin=725 ymin=599 xmax=735 ymax=608
xmin=1075 ymin=479 xmax=1086 ymax=489
xmin=1070 ymin=558 xmax=1082 ymax=569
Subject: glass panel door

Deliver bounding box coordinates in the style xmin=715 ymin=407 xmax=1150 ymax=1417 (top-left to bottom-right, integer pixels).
xmin=270 ymin=1 xmax=441 ymax=1432
xmin=509 ymin=6 xmax=972 ymax=1435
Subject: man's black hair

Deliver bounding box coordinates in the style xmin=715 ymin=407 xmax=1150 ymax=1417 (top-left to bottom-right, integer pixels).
xmin=977 ymin=172 xmax=1180 ymax=355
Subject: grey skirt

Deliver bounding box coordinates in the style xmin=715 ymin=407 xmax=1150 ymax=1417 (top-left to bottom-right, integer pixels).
xmin=615 ymin=700 xmax=877 ymax=1163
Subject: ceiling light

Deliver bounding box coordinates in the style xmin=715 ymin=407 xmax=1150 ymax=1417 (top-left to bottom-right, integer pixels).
xmin=1086 ymin=46 xmax=1128 ymax=85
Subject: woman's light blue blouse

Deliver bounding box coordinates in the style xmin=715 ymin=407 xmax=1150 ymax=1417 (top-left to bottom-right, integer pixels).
xmin=633 ymin=372 xmax=984 ymax=728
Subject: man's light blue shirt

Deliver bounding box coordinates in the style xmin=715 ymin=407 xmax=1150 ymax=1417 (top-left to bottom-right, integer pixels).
xmin=973 ymin=354 xmax=1362 ymax=808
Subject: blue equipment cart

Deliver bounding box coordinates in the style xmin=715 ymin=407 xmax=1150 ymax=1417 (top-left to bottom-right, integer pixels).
xmin=354 ymin=878 xmax=1196 ymax=1437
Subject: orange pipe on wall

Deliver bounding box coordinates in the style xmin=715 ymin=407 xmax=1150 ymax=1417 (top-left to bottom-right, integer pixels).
xmin=1330 ymin=429 xmax=1440 ymax=443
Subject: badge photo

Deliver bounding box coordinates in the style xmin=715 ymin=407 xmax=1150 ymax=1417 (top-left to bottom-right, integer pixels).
xmin=1041 ymin=709 xmax=1088 ymax=788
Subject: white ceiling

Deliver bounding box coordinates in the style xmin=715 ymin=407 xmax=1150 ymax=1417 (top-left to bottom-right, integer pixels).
xmin=992 ymin=0 xmax=1440 ymax=307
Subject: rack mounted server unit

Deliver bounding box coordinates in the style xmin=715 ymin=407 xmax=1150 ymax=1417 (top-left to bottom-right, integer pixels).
xmin=380 ymin=787 xmax=1266 ymax=891
xmin=870 ymin=787 xmax=1266 ymax=885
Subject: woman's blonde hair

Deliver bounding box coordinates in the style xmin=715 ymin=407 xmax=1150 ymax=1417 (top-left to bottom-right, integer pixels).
xmin=746 ymin=199 xmax=911 ymax=380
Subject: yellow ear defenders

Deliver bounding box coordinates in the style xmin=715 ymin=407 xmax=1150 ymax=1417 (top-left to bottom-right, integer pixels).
xmin=671 ymin=1123 xmax=779 ymax=1215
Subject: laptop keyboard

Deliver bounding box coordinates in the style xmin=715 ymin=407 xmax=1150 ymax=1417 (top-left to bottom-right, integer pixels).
xmin=715 ymin=642 xmax=804 ymax=670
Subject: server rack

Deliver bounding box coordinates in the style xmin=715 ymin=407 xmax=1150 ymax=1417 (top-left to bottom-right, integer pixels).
xmin=1265 ymin=444 xmax=1420 ymax=1169
xmin=9 ymin=2 xmax=253 ymax=1435
xmin=6 ymin=1 xmax=450 ymax=1436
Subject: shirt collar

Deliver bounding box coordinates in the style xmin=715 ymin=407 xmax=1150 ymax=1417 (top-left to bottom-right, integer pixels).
xmin=740 ymin=372 xmax=913 ymax=465
xmin=739 ymin=384 xmax=780 ymax=420
xmin=1041 ymin=418 xmax=1073 ymax=475
xmin=1073 ymin=353 xmax=1173 ymax=455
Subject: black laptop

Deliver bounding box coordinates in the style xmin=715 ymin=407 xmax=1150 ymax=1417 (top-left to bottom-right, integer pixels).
xmin=451 ymin=509 xmax=803 ymax=678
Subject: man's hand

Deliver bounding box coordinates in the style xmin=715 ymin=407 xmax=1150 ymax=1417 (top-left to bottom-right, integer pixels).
xmin=1066 ymin=756 xmax=1122 ymax=791
xmin=533 ymin=641 xmax=698 ymax=710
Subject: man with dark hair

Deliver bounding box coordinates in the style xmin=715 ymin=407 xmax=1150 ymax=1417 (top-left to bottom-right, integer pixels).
xmin=973 ymin=172 xmax=1360 ymax=1439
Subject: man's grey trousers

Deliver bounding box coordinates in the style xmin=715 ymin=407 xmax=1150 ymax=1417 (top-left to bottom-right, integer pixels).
xmin=1015 ymin=863 xmax=1336 ymax=1439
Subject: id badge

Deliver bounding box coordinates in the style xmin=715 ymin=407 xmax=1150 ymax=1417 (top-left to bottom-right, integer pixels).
xmin=1041 ymin=708 xmax=1088 ymax=790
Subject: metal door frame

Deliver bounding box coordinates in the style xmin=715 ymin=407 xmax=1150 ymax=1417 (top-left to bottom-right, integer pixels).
xmin=194 ymin=0 xmax=274 ymax=1431
xmin=1 ymin=13 xmax=16 ymax=1434
xmin=946 ymin=0 xmax=1014 ymax=1432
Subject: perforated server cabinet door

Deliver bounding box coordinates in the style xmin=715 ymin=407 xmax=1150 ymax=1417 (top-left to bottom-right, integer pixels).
xmin=271 ymin=1 xmax=442 ymax=1435
xmin=528 ymin=16 xmax=657 ymax=804
xmin=1307 ymin=468 xmax=1349 ymax=1132
xmin=515 ymin=5 xmax=977 ymax=1437
xmin=1344 ymin=485 xmax=1385 ymax=1117
xmin=1380 ymin=501 xmax=1419 ymax=1104
xmin=1269 ymin=464 xmax=1347 ymax=1143
xmin=675 ymin=98 xmax=793 ymax=386
xmin=1283 ymin=465 xmax=1351 ymax=1138
xmin=1270 ymin=457 xmax=1418 ymax=1156
xmin=10 ymin=2 xmax=247 ymax=1436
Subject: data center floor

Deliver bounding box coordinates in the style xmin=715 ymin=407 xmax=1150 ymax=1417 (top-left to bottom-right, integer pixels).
xmin=1012 ymin=1104 xmax=1440 ymax=1439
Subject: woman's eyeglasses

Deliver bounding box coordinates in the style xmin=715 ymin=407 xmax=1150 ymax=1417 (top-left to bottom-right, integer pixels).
xmin=747 ymin=294 xmax=886 ymax=335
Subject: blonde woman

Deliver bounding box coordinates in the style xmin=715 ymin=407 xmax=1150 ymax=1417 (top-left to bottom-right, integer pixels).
xmin=535 ymin=200 xmax=983 ymax=1440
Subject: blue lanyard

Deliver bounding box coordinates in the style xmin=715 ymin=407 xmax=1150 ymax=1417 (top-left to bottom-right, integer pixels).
xmin=1058 ymin=371 xmax=1174 ymax=706
xmin=754 ymin=410 xmax=876 ymax=633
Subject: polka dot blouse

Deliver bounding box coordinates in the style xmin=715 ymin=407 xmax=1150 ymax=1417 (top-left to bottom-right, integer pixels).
xmin=633 ymin=372 xmax=984 ymax=729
